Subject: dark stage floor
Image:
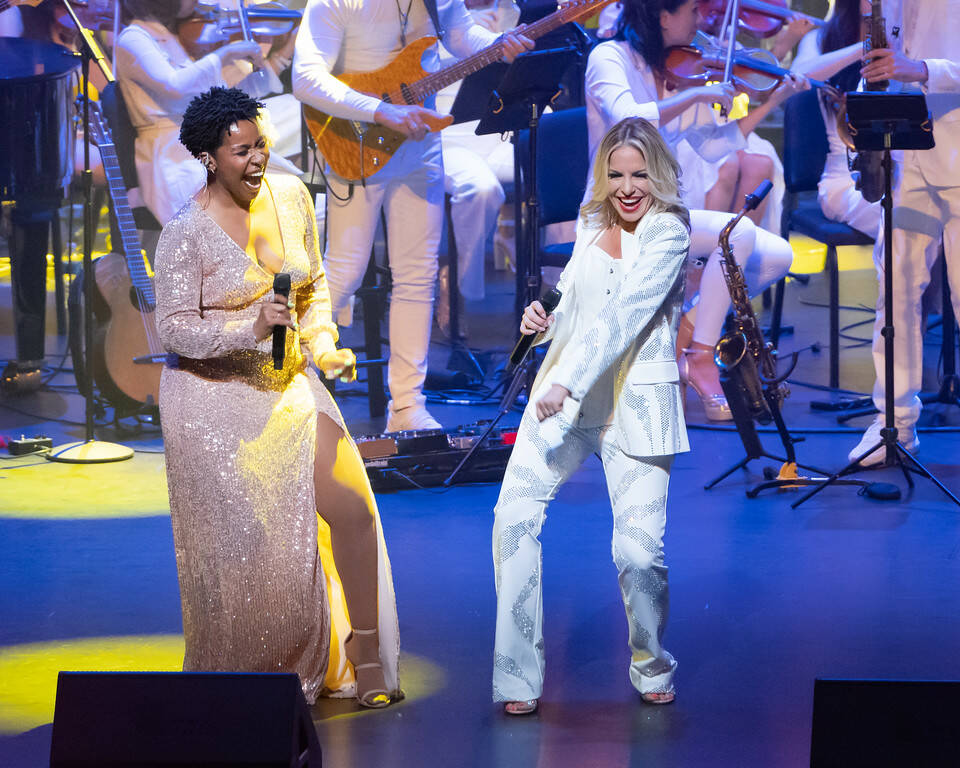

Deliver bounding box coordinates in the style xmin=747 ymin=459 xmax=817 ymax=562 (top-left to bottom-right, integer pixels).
xmin=2 ymin=236 xmax=960 ymax=767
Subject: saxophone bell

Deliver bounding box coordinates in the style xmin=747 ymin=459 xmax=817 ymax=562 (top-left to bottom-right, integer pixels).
xmin=715 ymin=331 xmax=773 ymax=425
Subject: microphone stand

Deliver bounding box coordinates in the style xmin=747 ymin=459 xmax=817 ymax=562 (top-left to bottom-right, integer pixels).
xmin=48 ymin=0 xmax=133 ymax=463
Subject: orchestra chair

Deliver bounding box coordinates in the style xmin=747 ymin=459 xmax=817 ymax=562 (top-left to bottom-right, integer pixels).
xmin=515 ymin=106 xmax=589 ymax=282
xmin=778 ymin=88 xmax=875 ymax=390
xmin=99 ymin=82 xmax=163 ymax=234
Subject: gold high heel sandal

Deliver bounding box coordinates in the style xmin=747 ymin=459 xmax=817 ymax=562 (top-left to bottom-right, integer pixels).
xmin=678 ymin=347 xmax=733 ymax=422
xmin=345 ymin=629 xmax=392 ymax=709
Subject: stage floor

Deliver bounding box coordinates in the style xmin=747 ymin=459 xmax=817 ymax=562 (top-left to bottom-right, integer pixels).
xmin=2 ymin=237 xmax=960 ymax=767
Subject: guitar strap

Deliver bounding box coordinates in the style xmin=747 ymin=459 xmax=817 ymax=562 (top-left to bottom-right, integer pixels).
xmin=421 ymin=0 xmax=445 ymax=40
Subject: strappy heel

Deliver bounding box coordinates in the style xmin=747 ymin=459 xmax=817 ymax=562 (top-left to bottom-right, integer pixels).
xmin=678 ymin=347 xmax=732 ymax=422
xmin=345 ymin=628 xmax=392 ymax=709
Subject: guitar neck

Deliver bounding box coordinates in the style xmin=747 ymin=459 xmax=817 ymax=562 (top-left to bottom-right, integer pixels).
xmin=401 ymin=0 xmax=611 ymax=104
xmin=89 ymin=112 xmax=157 ymax=305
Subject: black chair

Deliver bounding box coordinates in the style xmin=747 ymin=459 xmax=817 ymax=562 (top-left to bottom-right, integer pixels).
xmin=514 ymin=106 xmax=590 ymax=287
xmin=99 ymin=81 xmax=162 ymax=233
xmin=778 ymin=88 xmax=876 ymax=389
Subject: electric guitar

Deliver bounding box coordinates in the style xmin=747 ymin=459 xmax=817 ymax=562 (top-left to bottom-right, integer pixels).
xmin=84 ymin=102 xmax=165 ymax=411
xmin=303 ymin=0 xmax=614 ymax=182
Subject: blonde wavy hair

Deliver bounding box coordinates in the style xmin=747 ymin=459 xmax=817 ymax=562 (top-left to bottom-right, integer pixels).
xmin=580 ymin=117 xmax=690 ymax=231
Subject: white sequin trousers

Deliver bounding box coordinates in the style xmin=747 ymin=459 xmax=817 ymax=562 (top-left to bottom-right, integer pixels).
xmin=492 ymin=406 xmax=677 ymax=703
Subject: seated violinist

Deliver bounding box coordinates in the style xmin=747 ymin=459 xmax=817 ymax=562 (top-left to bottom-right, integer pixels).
xmin=115 ymin=0 xmax=300 ymax=225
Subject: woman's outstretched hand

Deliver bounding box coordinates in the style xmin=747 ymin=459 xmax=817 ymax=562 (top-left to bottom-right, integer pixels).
xmin=318 ymin=348 xmax=357 ymax=383
xmin=536 ymin=383 xmax=570 ymax=422
xmin=520 ymin=300 xmax=554 ymax=335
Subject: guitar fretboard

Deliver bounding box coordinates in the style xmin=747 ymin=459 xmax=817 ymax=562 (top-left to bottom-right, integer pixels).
xmin=392 ymin=0 xmax=612 ymax=105
xmin=89 ymin=110 xmax=157 ymax=309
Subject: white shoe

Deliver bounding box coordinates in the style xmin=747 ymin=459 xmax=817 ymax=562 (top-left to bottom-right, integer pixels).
xmin=847 ymin=416 xmax=919 ymax=467
xmin=385 ymin=403 xmax=442 ymax=433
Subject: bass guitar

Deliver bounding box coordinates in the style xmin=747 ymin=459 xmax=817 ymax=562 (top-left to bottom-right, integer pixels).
xmin=80 ymin=102 xmax=165 ymax=412
xmin=304 ymin=0 xmax=614 ymax=182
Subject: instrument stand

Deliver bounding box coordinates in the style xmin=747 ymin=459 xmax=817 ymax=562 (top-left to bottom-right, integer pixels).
xmin=793 ymin=93 xmax=959 ymax=509
xmin=48 ymin=1 xmax=132 ymax=464
xmin=705 ymin=190 xmax=855 ymax=496
xmin=442 ymin=48 xmax=575 ymax=487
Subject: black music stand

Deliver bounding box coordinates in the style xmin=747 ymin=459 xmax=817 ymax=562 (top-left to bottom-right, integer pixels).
xmin=442 ymin=46 xmax=577 ymax=487
xmin=47 ymin=1 xmax=133 ymax=463
xmin=793 ymin=92 xmax=959 ymax=508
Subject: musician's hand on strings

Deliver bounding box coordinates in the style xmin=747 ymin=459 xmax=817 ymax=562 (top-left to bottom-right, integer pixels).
xmin=771 ymin=14 xmax=817 ymax=60
xmin=499 ymin=25 xmax=535 ymax=63
xmin=520 ymin=300 xmax=553 ymax=335
xmin=861 ymin=48 xmax=929 ymax=84
xmin=696 ymin=82 xmax=736 ymax=112
xmin=318 ymin=348 xmax=357 ymax=383
xmin=770 ymin=72 xmax=810 ymax=104
xmin=374 ymin=103 xmax=443 ymax=141
xmin=535 ymin=383 xmax=570 ymax=422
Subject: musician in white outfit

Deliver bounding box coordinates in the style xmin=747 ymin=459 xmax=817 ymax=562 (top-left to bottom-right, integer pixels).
xmin=292 ymin=0 xmax=531 ymax=431
xmin=585 ymin=0 xmax=804 ymax=421
xmin=847 ymin=0 xmax=960 ymax=464
xmin=792 ymin=1 xmax=881 ymax=238
xmin=115 ymin=0 xmax=300 ymax=225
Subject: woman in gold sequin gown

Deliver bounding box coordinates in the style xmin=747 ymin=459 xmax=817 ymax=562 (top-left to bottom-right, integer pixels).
xmin=154 ymin=87 xmax=400 ymax=707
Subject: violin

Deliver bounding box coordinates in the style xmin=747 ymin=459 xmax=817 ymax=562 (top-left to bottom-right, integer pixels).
xmin=177 ymin=1 xmax=301 ymax=61
xmin=663 ymin=40 xmax=840 ymax=103
xmin=697 ymin=0 xmax=824 ymax=39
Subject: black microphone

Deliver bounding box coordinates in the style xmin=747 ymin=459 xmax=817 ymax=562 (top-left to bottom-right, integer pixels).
xmin=508 ymin=288 xmax=562 ymax=369
xmin=272 ymin=272 xmax=291 ymax=370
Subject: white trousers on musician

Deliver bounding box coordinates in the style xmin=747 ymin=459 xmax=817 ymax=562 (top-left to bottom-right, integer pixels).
xmin=870 ymin=157 xmax=960 ymax=424
xmin=323 ymin=139 xmax=444 ymax=412
xmin=685 ymin=210 xmax=794 ymax=346
xmin=492 ymin=405 xmax=676 ymax=703
xmin=443 ymin=145 xmax=506 ymax=301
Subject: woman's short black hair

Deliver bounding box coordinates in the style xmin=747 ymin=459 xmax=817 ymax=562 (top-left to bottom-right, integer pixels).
xmin=179 ymin=87 xmax=266 ymax=159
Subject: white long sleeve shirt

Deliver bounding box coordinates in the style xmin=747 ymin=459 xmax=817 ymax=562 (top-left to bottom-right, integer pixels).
xmin=292 ymin=0 xmax=497 ymax=123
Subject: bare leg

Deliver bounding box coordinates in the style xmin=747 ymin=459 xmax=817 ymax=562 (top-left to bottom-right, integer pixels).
xmin=734 ymin=151 xmax=775 ymax=224
xmin=703 ymin=156 xmax=741 ymax=212
xmin=314 ymin=413 xmax=390 ymax=706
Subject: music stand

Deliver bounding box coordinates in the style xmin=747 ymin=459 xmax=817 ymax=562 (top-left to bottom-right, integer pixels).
xmin=793 ymin=92 xmax=958 ymax=508
xmin=47 ymin=1 xmax=133 ymax=463
xmin=442 ymin=46 xmax=578 ymax=487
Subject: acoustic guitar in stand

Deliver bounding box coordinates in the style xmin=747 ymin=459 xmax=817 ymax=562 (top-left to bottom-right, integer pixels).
xmin=76 ymin=103 xmax=165 ymax=414
xmin=303 ymin=0 xmax=614 ymax=182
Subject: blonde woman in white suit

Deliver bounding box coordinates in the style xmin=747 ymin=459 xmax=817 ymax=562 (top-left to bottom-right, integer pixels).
xmin=492 ymin=117 xmax=690 ymax=716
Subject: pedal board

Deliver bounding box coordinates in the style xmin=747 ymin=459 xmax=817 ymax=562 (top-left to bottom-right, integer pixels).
xmin=355 ymin=422 xmax=518 ymax=491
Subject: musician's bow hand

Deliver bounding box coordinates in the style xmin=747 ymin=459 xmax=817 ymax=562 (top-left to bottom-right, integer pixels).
xmin=535 ymin=383 xmax=570 ymax=422
xmin=771 ymin=14 xmax=817 ymax=60
xmin=499 ymin=25 xmax=535 ymax=63
xmin=520 ymin=300 xmax=553 ymax=335
xmin=217 ymin=40 xmax=268 ymax=70
xmin=696 ymin=82 xmax=736 ymax=112
xmin=861 ymin=48 xmax=929 ymax=85
xmin=374 ymin=103 xmax=443 ymax=141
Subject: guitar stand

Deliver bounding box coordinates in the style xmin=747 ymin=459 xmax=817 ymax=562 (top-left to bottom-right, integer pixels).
xmin=792 ymin=95 xmax=959 ymax=509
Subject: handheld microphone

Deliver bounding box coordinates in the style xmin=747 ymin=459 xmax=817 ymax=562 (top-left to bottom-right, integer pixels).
xmin=272 ymin=272 xmax=291 ymax=370
xmin=508 ymin=287 xmax=562 ymax=369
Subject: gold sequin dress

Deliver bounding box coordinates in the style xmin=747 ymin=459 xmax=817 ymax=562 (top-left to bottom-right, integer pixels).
xmin=154 ymin=174 xmax=399 ymax=703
